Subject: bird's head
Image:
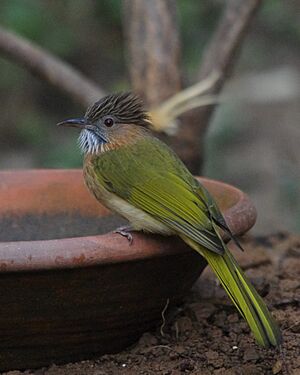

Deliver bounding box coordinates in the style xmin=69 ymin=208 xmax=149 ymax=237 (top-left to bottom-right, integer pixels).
xmin=57 ymin=92 xmax=151 ymax=154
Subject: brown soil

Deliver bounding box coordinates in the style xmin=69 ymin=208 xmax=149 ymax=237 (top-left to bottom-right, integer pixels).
xmin=3 ymin=233 xmax=300 ymax=375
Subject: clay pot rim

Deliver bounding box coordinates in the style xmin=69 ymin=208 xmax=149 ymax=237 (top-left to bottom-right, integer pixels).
xmin=0 ymin=169 xmax=257 ymax=273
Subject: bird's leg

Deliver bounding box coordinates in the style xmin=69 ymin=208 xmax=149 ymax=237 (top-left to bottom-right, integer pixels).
xmin=114 ymin=225 xmax=134 ymax=245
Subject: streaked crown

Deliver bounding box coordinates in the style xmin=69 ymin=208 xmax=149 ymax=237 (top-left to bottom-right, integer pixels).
xmin=85 ymin=92 xmax=150 ymax=127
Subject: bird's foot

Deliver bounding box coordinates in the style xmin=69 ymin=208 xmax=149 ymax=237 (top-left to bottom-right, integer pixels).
xmin=114 ymin=225 xmax=134 ymax=245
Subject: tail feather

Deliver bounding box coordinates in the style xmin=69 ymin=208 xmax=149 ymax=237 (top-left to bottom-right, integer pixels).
xmin=182 ymin=236 xmax=282 ymax=348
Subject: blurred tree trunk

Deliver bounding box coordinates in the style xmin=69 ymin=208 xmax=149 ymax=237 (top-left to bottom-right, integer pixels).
xmin=123 ymin=0 xmax=181 ymax=106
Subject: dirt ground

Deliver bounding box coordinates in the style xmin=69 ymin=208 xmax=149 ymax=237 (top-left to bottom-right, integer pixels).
xmin=3 ymin=232 xmax=300 ymax=375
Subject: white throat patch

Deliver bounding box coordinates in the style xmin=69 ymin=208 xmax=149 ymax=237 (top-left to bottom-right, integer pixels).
xmin=78 ymin=129 xmax=102 ymax=154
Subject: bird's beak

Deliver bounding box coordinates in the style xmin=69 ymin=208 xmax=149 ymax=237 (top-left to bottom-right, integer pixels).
xmin=57 ymin=117 xmax=87 ymax=129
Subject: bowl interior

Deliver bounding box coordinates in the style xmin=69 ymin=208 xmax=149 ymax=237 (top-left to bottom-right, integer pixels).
xmin=0 ymin=212 xmax=128 ymax=242
xmin=0 ymin=170 xmax=240 ymax=242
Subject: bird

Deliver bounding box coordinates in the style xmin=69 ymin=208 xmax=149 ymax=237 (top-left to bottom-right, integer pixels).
xmin=57 ymin=92 xmax=282 ymax=348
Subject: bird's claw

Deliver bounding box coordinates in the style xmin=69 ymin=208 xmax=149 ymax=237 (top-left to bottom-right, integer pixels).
xmin=114 ymin=226 xmax=134 ymax=245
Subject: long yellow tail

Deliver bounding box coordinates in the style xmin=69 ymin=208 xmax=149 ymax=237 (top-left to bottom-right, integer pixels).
xmin=182 ymin=236 xmax=282 ymax=348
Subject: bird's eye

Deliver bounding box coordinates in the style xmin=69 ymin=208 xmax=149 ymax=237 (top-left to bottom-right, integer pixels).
xmin=104 ymin=117 xmax=114 ymax=127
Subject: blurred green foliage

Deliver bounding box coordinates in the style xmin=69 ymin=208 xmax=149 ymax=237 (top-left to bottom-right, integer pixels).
xmin=0 ymin=0 xmax=126 ymax=168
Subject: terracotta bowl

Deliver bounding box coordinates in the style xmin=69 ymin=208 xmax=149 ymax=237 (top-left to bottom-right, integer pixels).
xmin=0 ymin=169 xmax=256 ymax=371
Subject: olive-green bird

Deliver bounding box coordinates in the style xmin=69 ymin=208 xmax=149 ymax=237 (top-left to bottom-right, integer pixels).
xmin=58 ymin=92 xmax=282 ymax=348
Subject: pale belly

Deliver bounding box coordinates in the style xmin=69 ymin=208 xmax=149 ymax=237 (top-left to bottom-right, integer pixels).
xmin=84 ymin=169 xmax=174 ymax=235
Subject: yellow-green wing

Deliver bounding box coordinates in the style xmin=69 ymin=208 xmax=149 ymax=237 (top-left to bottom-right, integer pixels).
xmin=92 ymin=137 xmax=226 ymax=254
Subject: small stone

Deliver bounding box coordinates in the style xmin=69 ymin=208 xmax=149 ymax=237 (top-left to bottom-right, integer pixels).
xmin=179 ymin=359 xmax=194 ymax=371
xmin=280 ymin=279 xmax=300 ymax=292
xmin=175 ymin=316 xmax=193 ymax=334
xmin=293 ymin=355 xmax=300 ymax=368
xmin=169 ymin=350 xmax=179 ymax=360
xmin=174 ymin=345 xmax=185 ymax=354
xmin=205 ymin=349 xmax=219 ymax=364
xmin=227 ymin=313 xmax=239 ymax=323
xmin=214 ymin=311 xmax=228 ymax=328
xmin=290 ymin=321 xmax=300 ymax=333
xmin=251 ymin=277 xmax=270 ymax=296
xmin=229 ymin=332 xmax=238 ymax=342
xmin=189 ymin=302 xmax=216 ymax=321
xmin=243 ymin=347 xmax=260 ymax=362
xmin=214 ymin=368 xmax=226 ymax=375
xmin=138 ymin=332 xmax=158 ymax=347
xmin=217 ymin=369 xmax=237 ymax=375
xmin=240 ymin=364 xmax=262 ymax=375
xmin=281 ymin=258 xmax=300 ymax=278
xmin=272 ymin=360 xmax=283 ymax=374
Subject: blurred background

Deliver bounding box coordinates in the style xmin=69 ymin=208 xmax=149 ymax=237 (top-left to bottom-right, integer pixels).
xmin=0 ymin=0 xmax=299 ymax=234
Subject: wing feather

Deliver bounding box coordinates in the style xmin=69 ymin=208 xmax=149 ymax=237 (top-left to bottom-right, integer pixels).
xmin=92 ymin=138 xmax=228 ymax=255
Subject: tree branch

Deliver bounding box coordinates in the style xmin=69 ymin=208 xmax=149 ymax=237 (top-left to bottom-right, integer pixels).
xmin=199 ymin=0 xmax=262 ymax=86
xmin=0 ymin=26 xmax=105 ymax=107
xmin=167 ymin=0 xmax=262 ymax=172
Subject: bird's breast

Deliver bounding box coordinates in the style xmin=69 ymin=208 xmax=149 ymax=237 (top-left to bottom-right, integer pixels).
xmin=83 ymin=160 xmax=173 ymax=235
